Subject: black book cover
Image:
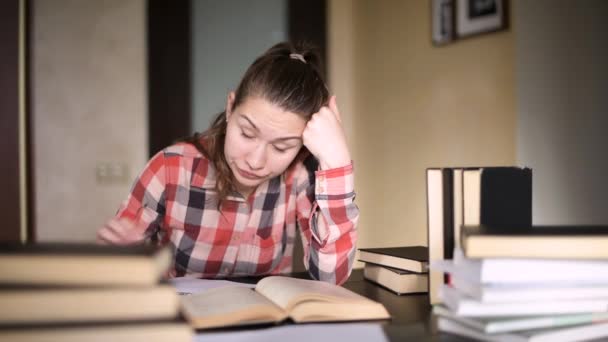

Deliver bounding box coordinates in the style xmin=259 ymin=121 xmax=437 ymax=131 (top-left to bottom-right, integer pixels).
xmin=480 ymin=167 xmax=532 ymax=226
xmin=358 ymin=246 xmax=428 ymax=262
xmin=442 ymin=169 xmax=454 ymax=260
xmin=464 ymin=225 xmax=608 ymax=237
xmin=0 ymin=242 xmax=162 ymax=256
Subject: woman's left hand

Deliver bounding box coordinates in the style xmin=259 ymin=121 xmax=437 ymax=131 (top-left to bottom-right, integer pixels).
xmin=302 ymin=95 xmax=352 ymax=170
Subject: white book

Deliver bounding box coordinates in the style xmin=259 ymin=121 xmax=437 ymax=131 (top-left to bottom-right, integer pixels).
xmin=451 ymin=275 xmax=608 ymax=303
xmin=430 ymin=248 xmax=608 ymax=285
xmin=433 ymin=305 xmax=608 ymax=334
xmin=440 ymin=285 xmax=608 ymax=317
xmin=438 ymin=317 xmax=608 ymax=342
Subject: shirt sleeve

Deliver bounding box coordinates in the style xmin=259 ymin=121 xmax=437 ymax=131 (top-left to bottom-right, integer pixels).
xmin=103 ymin=150 xmax=168 ymax=244
xmin=295 ymin=156 xmax=359 ymax=285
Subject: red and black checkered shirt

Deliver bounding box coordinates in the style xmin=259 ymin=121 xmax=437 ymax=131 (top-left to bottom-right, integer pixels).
xmin=110 ymin=143 xmax=358 ymax=285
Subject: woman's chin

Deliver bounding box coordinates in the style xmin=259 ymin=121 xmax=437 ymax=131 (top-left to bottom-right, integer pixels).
xmin=233 ymin=174 xmax=263 ymax=192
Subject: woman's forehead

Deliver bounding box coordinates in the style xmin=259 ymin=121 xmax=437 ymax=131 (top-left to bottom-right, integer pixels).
xmin=235 ymin=97 xmax=307 ymax=135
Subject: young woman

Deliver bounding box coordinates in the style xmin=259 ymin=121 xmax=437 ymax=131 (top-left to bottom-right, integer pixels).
xmin=97 ymin=42 xmax=358 ymax=285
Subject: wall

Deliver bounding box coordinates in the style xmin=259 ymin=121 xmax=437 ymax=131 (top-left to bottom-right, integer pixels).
xmin=329 ymin=0 xmax=516 ymax=255
xmin=191 ymin=0 xmax=287 ymax=133
xmin=515 ymin=0 xmax=608 ymax=224
xmin=32 ymin=0 xmax=147 ymax=241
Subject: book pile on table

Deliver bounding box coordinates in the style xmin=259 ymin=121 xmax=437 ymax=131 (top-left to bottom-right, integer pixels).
xmin=426 ymin=166 xmax=533 ymax=305
xmin=0 ymin=243 xmax=192 ymax=341
xmin=358 ymin=246 xmax=429 ymax=295
xmin=432 ymin=226 xmax=608 ymax=342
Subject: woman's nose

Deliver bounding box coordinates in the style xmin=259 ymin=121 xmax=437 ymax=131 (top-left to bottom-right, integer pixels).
xmin=245 ymin=144 xmax=266 ymax=170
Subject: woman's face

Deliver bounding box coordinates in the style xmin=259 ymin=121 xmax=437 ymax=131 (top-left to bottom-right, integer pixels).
xmin=224 ymin=93 xmax=307 ymax=196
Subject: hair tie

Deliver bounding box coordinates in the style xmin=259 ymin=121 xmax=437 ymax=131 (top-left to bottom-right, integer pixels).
xmin=289 ymin=53 xmax=307 ymax=64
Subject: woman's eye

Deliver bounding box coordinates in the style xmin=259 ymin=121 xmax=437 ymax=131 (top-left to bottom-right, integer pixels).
xmin=241 ymin=131 xmax=254 ymax=139
xmin=273 ymin=145 xmax=288 ymax=153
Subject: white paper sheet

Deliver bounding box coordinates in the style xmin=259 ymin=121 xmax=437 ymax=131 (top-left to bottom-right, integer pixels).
xmin=195 ymin=323 xmax=389 ymax=342
xmin=169 ymin=277 xmax=256 ymax=295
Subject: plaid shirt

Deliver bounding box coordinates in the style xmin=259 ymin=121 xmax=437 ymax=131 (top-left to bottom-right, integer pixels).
xmin=111 ymin=143 xmax=358 ymax=285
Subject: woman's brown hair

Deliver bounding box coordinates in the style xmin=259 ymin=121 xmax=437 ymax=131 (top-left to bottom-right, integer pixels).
xmin=184 ymin=41 xmax=330 ymax=202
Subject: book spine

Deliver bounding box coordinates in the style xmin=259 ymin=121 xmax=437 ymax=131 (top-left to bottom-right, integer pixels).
xmin=427 ymin=169 xmax=444 ymax=305
xmin=442 ymin=169 xmax=454 ymax=260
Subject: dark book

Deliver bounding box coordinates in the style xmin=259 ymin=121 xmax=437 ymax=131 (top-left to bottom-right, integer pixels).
xmin=358 ymin=246 xmax=428 ymax=273
xmin=462 ymin=167 xmax=532 ymax=227
xmin=462 ymin=225 xmax=608 ymax=259
xmin=0 ymin=243 xmax=172 ymax=287
xmin=362 ymin=263 xmax=428 ymax=295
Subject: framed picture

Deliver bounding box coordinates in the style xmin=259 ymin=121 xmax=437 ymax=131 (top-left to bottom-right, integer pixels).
xmin=455 ymin=0 xmax=507 ymax=38
xmin=432 ymin=0 xmax=507 ymax=45
xmin=432 ymin=0 xmax=455 ymax=45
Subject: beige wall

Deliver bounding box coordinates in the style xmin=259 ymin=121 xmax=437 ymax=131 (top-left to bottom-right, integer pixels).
xmin=32 ymin=0 xmax=147 ymax=241
xmin=515 ymin=0 xmax=608 ymax=225
xmin=329 ymin=0 xmax=516 ymax=259
xmin=30 ymin=0 xmax=515 ymax=252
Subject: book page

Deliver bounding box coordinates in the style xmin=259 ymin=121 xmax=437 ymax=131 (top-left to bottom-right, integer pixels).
xmin=180 ymin=286 xmax=287 ymax=329
xmin=256 ymin=276 xmax=366 ymax=311
xmin=170 ymin=277 xmax=255 ymax=295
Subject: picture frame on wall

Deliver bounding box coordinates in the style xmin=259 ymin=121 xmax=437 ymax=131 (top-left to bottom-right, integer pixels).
xmin=432 ymin=0 xmax=455 ymax=45
xmin=432 ymin=0 xmax=508 ymax=46
xmin=456 ymin=0 xmax=507 ymax=38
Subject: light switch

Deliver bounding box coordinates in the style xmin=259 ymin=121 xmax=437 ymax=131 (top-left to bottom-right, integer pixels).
xmin=96 ymin=162 xmax=130 ymax=185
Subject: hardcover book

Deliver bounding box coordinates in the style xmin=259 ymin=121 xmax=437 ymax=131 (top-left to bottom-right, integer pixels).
xmin=462 ymin=167 xmax=532 ymax=228
xmin=0 ymin=243 xmax=172 ymax=287
xmin=362 ymin=263 xmax=428 ymax=295
xmin=427 ymin=168 xmax=454 ymax=304
xmin=440 ymin=285 xmax=608 ymax=317
xmin=438 ymin=316 xmax=608 ymax=342
xmin=358 ymin=246 xmax=428 ymax=273
xmin=0 ymin=285 xmax=180 ymax=324
xmin=461 ymin=225 xmax=608 ymax=259
xmin=180 ymin=276 xmax=390 ymax=329
xmin=431 ymin=249 xmax=608 ymax=285
xmin=451 ymin=275 xmax=608 ymax=303
xmin=0 ymin=322 xmax=192 ymax=342
xmin=434 ymin=305 xmax=608 ymax=334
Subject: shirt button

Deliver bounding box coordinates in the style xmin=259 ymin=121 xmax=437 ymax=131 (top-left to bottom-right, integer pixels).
xmin=232 ymin=235 xmax=240 ymax=242
xmin=318 ymin=175 xmax=325 ymax=182
xmin=223 ymin=267 xmax=230 ymax=274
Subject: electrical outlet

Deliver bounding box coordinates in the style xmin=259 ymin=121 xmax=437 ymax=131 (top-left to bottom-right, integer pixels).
xmin=95 ymin=162 xmax=130 ymax=185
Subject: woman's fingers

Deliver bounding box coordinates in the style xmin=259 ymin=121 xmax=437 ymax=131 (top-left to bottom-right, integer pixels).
xmin=328 ymin=95 xmax=341 ymax=123
xmin=97 ymin=218 xmax=143 ymax=245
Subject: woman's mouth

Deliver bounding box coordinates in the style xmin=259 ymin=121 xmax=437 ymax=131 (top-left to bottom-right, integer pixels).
xmin=237 ymin=167 xmax=264 ymax=180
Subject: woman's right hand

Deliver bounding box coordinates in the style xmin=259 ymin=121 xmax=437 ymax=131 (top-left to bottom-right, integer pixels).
xmin=97 ymin=217 xmax=146 ymax=245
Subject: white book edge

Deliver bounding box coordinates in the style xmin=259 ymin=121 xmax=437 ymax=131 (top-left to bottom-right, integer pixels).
xmin=433 ymin=305 xmax=608 ymax=334
xmin=440 ymin=285 xmax=608 ymax=317
xmin=451 ymin=275 xmax=608 ymax=303
xmin=439 ymin=317 xmax=608 ymax=342
xmin=436 ymin=248 xmax=608 ymax=285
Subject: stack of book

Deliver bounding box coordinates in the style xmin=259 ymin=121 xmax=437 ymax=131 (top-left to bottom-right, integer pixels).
xmin=0 ymin=243 xmax=192 ymax=341
xmin=432 ymin=225 xmax=608 ymax=342
xmin=426 ymin=166 xmax=532 ymax=304
xmin=358 ymin=246 xmax=429 ymax=295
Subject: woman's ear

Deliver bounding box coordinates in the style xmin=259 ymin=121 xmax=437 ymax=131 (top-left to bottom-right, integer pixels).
xmin=225 ymin=91 xmax=236 ymax=120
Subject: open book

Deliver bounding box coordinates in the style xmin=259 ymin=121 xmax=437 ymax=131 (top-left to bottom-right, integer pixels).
xmin=180 ymin=276 xmax=390 ymax=329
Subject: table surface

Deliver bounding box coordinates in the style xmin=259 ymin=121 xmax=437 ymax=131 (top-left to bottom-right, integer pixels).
xmin=229 ymin=268 xmax=468 ymax=341
xmin=342 ymin=269 xmax=470 ymax=341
